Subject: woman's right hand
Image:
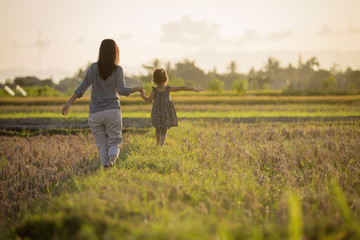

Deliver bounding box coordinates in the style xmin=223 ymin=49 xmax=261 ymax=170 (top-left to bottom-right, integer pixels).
xmin=62 ymin=103 xmax=70 ymax=116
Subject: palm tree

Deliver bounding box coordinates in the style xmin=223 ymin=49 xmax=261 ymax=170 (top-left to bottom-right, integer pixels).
xmin=227 ymin=60 xmax=238 ymax=74
xmin=142 ymin=58 xmax=161 ymax=74
xmin=264 ymin=57 xmax=280 ymax=83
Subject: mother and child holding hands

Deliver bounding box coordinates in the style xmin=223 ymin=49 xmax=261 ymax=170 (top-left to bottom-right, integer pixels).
xmin=62 ymin=39 xmax=202 ymax=169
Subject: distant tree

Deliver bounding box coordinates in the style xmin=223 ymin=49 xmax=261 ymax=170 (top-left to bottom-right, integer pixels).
xmin=184 ymin=79 xmax=195 ymax=87
xmin=168 ymin=77 xmax=185 ymax=87
xmin=227 ymin=61 xmax=238 ymax=74
xmin=207 ymin=67 xmax=222 ymax=87
xmin=248 ymin=71 xmax=271 ymax=90
xmin=264 ymin=57 xmax=280 ymax=78
xmin=142 ymin=59 xmax=161 ymax=75
xmin=264 ymin=57 xmax=282 ymax=89
xmin=247 ymin=67 xmax=256 ymax=90
xmin=56 ymin=62 xmax=91 ymax=95
xmin=212 ymin=66 xmax=217 ymax=74
xmin=142 ymin=82 xmax=154 ymax=94
xmin=347 ymin=70 xmax=360 ymax=90
xmin=14 ymin=77 xmax=42 ymax=87
xmin=305 ymin=57 xmax=319 ymax=71
xmin=329 ymin=64 xmax=341 ymax=76
xmin=297 ymin=57 xmax=320 ymax=89
xmin=285 ymin=63 xmax=297 ymax=90
xmin=322 ymin=75 xmax=337 ymax=90
xmin=232 ymin=79 xmax=247 ymax=95
xmin=309 ymin=70 xmax=330 ymax=89
xmin=218 ymin=61 xmax=246 ymax=90
xmin=5 ymin=78 xmax=13 ymax=85
xmin=165 ymin=61 xmax=174 ymax=80
xmin=208 ymin=78 xmax=224 ymax=94
xmin=174 ymin=59 xmax=208 ymax=88
xmin=297 ymin=54 xmax=303 ymax=69
xmin=24 ymin=85 xmax=61 ymax=97
xmin=138 ymin=59 xmax=162 ymax=83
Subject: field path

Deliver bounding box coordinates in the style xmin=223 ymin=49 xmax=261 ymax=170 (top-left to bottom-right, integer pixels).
xmin=0 ymin=116 xmax=359 ymax=132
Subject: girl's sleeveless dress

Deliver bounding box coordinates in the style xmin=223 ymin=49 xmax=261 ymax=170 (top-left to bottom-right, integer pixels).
xmin=151 ymin=86 xmax=178 ymax=130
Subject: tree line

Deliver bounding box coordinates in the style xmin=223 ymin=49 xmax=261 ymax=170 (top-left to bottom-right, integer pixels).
xmin=2 ymin=55 xmax=360 ymax=96
xmin=139 ymin=56 xmax=360 ymax=92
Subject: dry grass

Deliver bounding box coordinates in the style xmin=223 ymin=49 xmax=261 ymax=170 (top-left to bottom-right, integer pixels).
xmin=0 ymin=134 xmax=100 ymax=230
xmin=5 ymin=121 xmax=359 ymax=239
xmin=1 ymin=121 xmax=360 ymax=240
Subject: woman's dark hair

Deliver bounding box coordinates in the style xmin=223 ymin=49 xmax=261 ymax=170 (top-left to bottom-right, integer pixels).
xmin=97 ymin=39 xmax=119 ymax=80
xmin=153 ymin=69 xmax=168 ymax=86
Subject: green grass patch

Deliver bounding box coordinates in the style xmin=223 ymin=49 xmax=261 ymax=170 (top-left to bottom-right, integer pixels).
xmin=1 ymin=110 xmax=359 ymax=119
xmin=1 ymin=95 xmax=360 ymax=106
xmin=6 ymin=121 xmax=360 ymax=239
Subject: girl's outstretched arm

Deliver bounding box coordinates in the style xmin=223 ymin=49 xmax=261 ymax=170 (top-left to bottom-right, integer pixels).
xmin=62 ymin=93 xmax=79 ymax=116
xmin=140 ymin=89 xmax=155 ymax=103
xmin=169 ymin=86 xmax=202 ymax=92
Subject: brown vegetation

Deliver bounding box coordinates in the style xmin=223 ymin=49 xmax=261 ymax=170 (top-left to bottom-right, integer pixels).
xmin=0 ymin=134 xmax=100 ymax=229
xmin=1 ymin=121 xmax=360 ymax=238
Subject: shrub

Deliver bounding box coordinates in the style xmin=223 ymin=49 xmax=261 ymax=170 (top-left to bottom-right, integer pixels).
xmin=232 ymin=79 xmax=247 ymax=95
xmin=169 ymin=77 xmax=185 ymax=87
xmin=185 ymin=79 xmax=195 ymax=87
xmin=24 ymin=86 xmax=61 ymax=97
xmin=208 ymin=79 xmax=224 ymax=94
xmin=322 ymin=75 xmax=337 ymax=90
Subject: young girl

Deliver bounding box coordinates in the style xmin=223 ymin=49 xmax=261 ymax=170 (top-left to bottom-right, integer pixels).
xmin=140 ymin=68 xmax=201 ymax=146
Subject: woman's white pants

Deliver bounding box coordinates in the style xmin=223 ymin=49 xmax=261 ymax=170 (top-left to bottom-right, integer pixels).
xmin=88 ymin=109 xmax=122 ymax=167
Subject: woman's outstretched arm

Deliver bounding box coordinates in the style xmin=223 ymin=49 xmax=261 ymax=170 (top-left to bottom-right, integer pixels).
xmin=129 ymin=86 xmax=144 ymax=94
xmin=169 ymin=86 xmax=202 ymax=92
xmin=62 ymin=93 xmax=79 ymax=116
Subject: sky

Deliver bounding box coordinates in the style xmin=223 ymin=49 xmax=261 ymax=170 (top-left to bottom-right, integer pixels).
xmin=0 ymin=0 xmax=360 ymax=83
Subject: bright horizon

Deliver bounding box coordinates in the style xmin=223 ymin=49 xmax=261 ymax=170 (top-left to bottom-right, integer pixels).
xmin=1 ymin=0 xmax=360 ymax=83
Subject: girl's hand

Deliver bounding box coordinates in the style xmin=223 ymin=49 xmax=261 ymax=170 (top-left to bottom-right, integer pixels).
xmin=62 ymin=104 xmax=70 ymax=116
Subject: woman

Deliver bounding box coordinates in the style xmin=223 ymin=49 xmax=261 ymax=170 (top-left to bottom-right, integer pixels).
xmin=62 ymin=39 xmax=143 ymax=169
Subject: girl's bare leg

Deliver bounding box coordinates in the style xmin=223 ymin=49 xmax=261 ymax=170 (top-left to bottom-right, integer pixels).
xmin=155 ymin=129 xmax=160 ymax=146
xmin=159 ymin=129 xmax=167 ymax=147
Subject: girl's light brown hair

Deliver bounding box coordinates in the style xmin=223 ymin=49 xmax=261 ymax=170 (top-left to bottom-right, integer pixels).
xmin=97 ymin=39 xmax=119 ymax=80
xmin=153 ymin=68 xmax=168 ymax=86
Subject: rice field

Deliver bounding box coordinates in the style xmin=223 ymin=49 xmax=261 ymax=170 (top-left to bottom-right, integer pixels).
xmin=1 ymin=95 xmax=359 ymax=119
xmin=0 ymin=95 xmax=359 ymax=106
xmin=1 ymin=121 xmax=359 ymax=239
xmin=0 ymin=95 xmax=360 ymax=239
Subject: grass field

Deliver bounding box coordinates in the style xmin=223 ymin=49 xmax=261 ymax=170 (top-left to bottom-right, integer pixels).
xmin=1 ymin=95 xmax=360 ymax=106
xmin=1 ymin=110 xmax=359 ymax=119
xmin=1 ymin=121 xmax=360 ymax=239
xmin=1 ymin=95 xmax=359 ymax=119
xmin=0 ymin=95 xmax=360 ymax=239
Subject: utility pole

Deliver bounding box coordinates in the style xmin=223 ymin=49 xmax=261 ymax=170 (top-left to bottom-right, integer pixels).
xmin=38 ymin=30 xmax=42 ymax=79
xmin=336 ymin=32 xmax=340 ymax=66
